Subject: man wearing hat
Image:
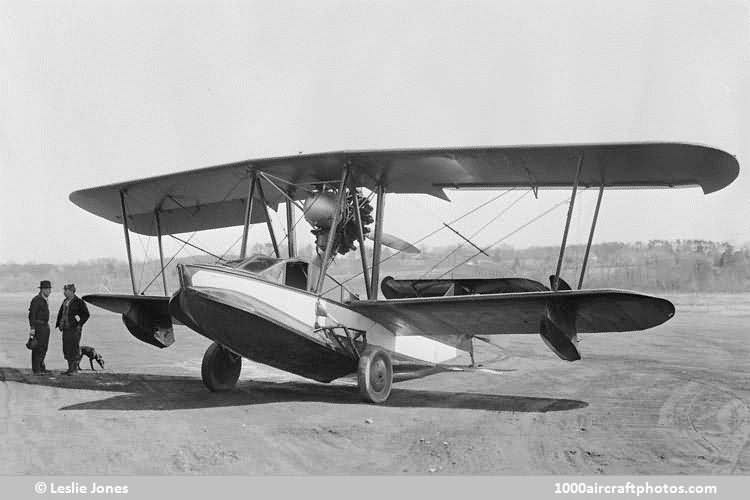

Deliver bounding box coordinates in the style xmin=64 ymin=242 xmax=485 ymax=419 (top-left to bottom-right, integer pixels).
xmin=28 ymin=280 xmax=52 ymax=374
xmin=56 ymin=284 xmax=90 ymax=375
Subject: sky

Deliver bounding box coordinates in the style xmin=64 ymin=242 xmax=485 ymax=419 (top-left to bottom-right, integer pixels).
xmin=1 ymin=0 xmax=749 ymax=265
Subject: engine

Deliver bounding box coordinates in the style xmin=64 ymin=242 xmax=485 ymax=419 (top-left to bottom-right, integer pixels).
xmin=303 ymin=189 xmax=373 ymax=255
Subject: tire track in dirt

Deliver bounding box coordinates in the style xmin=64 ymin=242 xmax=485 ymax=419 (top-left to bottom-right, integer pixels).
xmin=658 ymin=380 xmax=750 ymax=473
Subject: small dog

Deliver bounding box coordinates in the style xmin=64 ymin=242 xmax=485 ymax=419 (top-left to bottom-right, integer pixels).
xmin=78 ymin=345 xmax=105 ymax=371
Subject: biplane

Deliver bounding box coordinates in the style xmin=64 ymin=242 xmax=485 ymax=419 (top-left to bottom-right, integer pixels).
xmin=70 ymin=143 xmax=739 ymax=403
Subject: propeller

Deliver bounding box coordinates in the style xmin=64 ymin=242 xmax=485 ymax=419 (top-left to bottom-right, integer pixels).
xmin=366 ymin=232 xmax=420 ymax=254
xmin=303 ymin=190 xmax=420 ymax=255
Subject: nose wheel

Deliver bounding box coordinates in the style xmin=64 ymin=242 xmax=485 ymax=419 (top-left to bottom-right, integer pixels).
xmin=201 ymin=342 xmax=242 ymax=392
xmin=357 ymin=347 xmax=393 ymax=404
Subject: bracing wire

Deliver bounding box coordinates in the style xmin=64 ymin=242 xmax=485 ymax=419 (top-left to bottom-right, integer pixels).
xmin=168 ymin=235 xmax=226 ymax=261
xmin=273 ymin=209 xmax=310 ymax=252
xmin=419 ymin=189 xmax=531 ymax=278
xmin=139 ymin=174 xmax=248 ymax=294
xmin=216 ymin=178 xmax=320 ymax=264
xmin=216 ymin=233 xmax=245 ymax=263
xmin=436 ymin=197 xmax=570 ymax=279
xmin=134 ymin=231 xmax=153 ymax=291
xmin=120 ymin=194 xmax=154 ymax=292
xmin=324 ymin=189 xmax=515 ymax=295
xmin=141 ymin=234 xmax=197 ymax=294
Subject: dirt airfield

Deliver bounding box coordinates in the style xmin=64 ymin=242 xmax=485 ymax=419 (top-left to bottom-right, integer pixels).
xmin=1 ymin=292 xmax=748 ymax=474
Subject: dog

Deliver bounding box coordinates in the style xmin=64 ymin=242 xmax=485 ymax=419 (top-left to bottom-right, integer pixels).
xmin=78 ymin=345 xmax=105 ymax=371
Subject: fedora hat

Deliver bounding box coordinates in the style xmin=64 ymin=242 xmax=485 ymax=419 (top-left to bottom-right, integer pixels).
xmin=38 ymin=280 xmax=52 ymax=289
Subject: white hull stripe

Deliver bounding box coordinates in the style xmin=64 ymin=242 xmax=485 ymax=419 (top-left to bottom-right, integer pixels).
xmin=188 ymin=266 xmax=460 ymax=364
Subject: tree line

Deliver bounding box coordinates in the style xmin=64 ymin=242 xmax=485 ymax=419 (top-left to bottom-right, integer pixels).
xmin=2 ymin=240 xmax=748 ymax=294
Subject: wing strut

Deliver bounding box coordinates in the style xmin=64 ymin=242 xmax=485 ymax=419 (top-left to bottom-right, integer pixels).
xmin=119 ymin=190 xmax=138 ymax=295
xmin=154 ymin=210 xmax=168 ymax=296
xmin=315 ymin=166 xmax=351 ymax=293
xmin=349 ymin=177 xmax=372 ymax=299
xmin=552 ymin=154 xmax=583 ymax=291
xmin=578 ymin=184 xmax=605 ymax=289
xmin=286 ymin=190 xmax=296 ymax=258
xmin=256 ymin=178 xmax=280 ymax=258
xmin=370 ymin=184 xmax=386 ymax=299
xmin=239 ymin=171 xmax=257 ymax=259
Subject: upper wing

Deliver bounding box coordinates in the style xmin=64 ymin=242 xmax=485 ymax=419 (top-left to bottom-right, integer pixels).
xmin=348 ymin=289 xmax=675 ymax=339
xmin=69 ymin=142 xmax=738 ymax=236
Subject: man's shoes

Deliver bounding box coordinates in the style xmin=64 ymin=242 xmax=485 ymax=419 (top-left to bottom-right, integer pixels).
xmin=64 ymin=361 xmax=78 ymax=376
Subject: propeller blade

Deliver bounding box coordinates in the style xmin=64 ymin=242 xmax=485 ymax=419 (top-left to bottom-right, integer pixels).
xmin=366 ymin=232 xmax=420 ymax=254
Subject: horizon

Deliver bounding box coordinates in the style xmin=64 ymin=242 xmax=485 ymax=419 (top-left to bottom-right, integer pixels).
xmin=2 ymin=237 xmax=746 ymax=267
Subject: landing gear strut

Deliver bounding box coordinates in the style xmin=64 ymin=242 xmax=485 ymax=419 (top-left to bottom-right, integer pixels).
xmin=201 ymin=342 xmax=242 ymax=392
xmin=357 ymin=347 xmax=393 ymax=404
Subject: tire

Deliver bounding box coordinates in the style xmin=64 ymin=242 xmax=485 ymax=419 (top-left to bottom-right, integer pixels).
xmin=357 ymin=347 xmax=393 ymax=404
xmin=201 ymin=342 xmax=242 ymax=392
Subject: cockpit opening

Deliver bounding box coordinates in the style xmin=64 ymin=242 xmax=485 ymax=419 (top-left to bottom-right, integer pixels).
xmin=226 ymin=254 xmax=318 ymax=291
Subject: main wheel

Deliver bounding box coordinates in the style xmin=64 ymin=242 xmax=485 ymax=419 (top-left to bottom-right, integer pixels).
xmin=357 ymin=347 xmax=393 ymax=404
xmin=201 ymin=342 xmax=242 ymax=392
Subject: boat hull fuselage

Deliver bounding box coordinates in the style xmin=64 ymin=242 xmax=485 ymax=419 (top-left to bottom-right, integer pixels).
xmin=170 ymin=287 xmax=356 ymax=382
xmin=168 ymin=264 xmax=460 ymax=383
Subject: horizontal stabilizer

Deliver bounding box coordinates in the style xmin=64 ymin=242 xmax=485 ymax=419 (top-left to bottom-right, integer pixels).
xmin=83 ymin=294 xmax=175 ymax=348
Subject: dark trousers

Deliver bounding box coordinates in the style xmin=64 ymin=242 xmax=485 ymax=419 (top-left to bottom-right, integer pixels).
xmin=62 ymin=327 xmax=81 ymax=362
xmin=31 ymin=325 xmax=50 ymax=373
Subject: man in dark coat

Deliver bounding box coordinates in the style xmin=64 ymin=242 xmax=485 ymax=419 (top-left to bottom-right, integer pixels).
xmin=28 ymin=280 xmax=52 ymax=375
xmin=56 ymin=283 xmax=90 ymax=375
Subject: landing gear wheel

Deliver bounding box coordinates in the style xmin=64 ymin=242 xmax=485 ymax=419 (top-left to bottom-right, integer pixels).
xmin=357 ymin=347 xmax=393 ymax=404
xmin=201 ymin=342 xmax=242 ymax=392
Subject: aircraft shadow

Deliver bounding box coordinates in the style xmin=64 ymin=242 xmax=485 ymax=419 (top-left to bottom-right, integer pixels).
xmin=0 ymin=367 xmax=587 ymax=413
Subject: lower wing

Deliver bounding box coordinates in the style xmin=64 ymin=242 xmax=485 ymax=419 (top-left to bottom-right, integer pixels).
xmin=349 ymin=289 xmax=674 ymax=361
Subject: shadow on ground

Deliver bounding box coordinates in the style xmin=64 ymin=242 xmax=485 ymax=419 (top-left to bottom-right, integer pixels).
xmin=0 ymin=366 xmax=587 ymax=413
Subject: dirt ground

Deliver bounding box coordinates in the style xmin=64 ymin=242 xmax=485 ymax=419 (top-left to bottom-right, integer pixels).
xmin=1 ymin=292 xmax=748 ymax=474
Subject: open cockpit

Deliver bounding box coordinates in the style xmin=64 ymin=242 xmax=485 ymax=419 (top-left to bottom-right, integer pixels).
xmin=225 ymin=254 xmax=319 ymax=292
